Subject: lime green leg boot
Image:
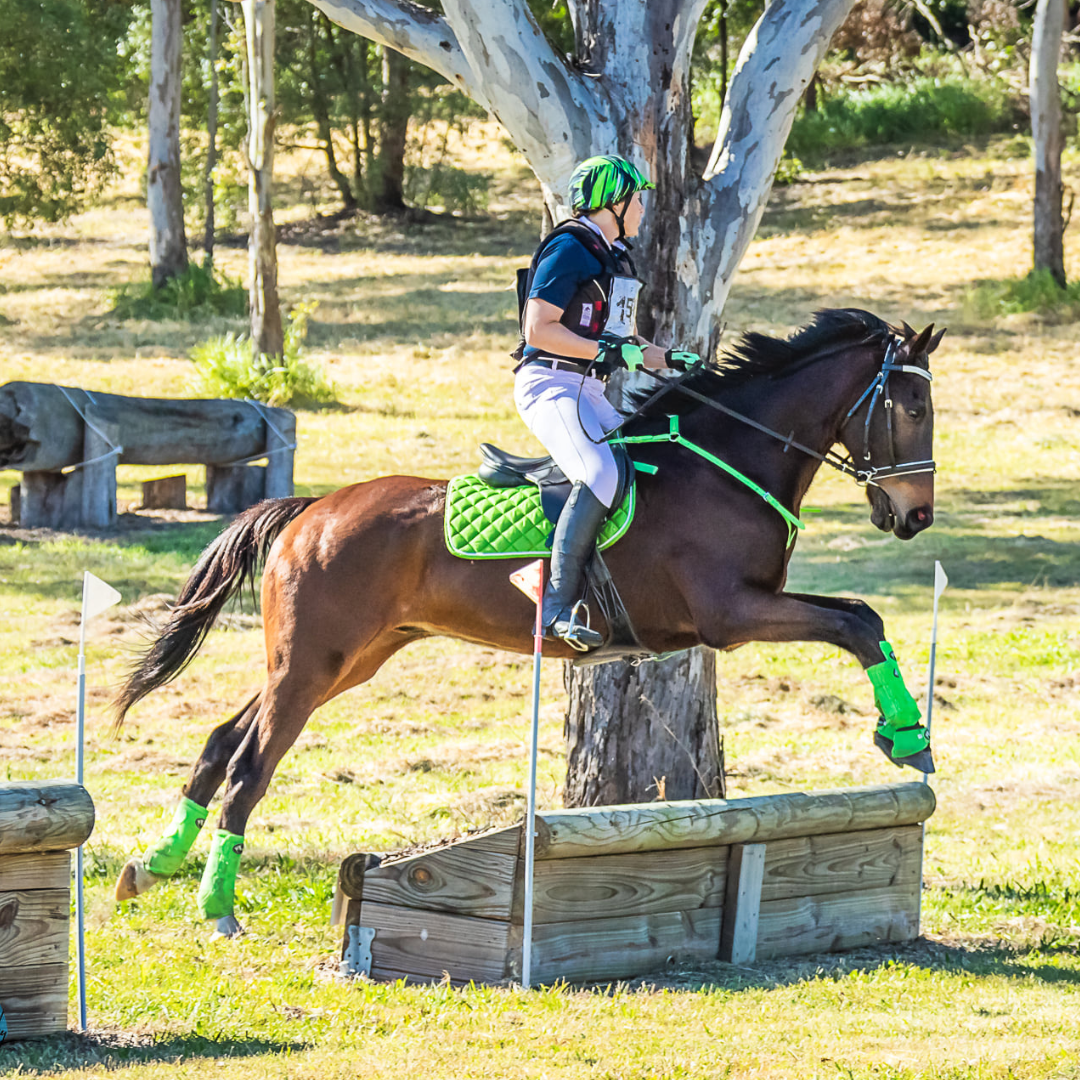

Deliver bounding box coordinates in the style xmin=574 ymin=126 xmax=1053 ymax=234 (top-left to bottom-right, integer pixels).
xmin=115 ymin=796 xmax=208 ymax=902
xmin=198 ymin=829 xmax=246 ymax=937
xmin=867 ymin=641 xmax=935 ymax=773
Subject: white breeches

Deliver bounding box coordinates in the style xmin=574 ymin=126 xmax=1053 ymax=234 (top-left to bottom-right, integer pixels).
xmin=514 ymin=365 xmax=624 ymax=509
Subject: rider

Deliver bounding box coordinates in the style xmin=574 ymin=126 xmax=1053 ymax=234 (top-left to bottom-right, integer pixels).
xmin=514 ymin=154 xmax=674 ymax=651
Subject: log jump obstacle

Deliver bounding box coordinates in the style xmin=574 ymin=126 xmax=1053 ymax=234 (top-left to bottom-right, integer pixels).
xmin=0 ymin=781 xmax=95 ymax=1039
xmin=0 ymin=381 xmax=296 ymax=529
xmin=333 ymin=782 xmax=935 ymax=985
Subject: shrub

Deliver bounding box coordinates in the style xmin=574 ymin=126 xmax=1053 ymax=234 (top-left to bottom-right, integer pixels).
xmin=967 ymin=270 xmax=1080 ymax=320
xmin=190 ymin=302 xmax=337 ymax=407
xmin=109 ymin=261 xmax=247 ymax=321
xmin=787 ymin=74 xmax=1022 ymax=164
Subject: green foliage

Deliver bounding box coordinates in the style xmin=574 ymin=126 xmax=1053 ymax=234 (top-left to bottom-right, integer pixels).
xmin=968 ymin=269 xmax=1080 ymax=319
xmin=787 ymin=74 xmax=1021 ymax=163
xmin=190 ymin=302 xmax=337 ymax=407
xmin=109 ymin=261 xmax=247 ymax=321
xmin=772 ymin=150 xmax=804 ymax=186
xmin=0 ymin=0 xmax=133 ymax=224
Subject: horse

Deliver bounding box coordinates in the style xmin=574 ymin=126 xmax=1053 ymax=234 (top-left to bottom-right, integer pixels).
xmin=113 ymin=308 xmax=943 ymax=935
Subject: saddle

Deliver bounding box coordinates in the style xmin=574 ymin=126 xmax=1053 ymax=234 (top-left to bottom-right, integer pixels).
xmin=477 ymin=442 xmax=634 ymax=526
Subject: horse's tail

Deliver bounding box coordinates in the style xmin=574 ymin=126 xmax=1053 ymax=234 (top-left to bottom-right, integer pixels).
xmin=114 ymin=496 xmax=319 ymax=728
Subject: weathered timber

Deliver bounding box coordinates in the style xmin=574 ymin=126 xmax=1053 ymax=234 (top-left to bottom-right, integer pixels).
xmin=527 ymin=846 xmax=727 ymax=924
xmin=141 ymin=474 xmax=187 ymax=510
xmin=362 ymin=847 xmax=517 ymax=921
xmin=719 ymin=843 xmax=766 ymax=965
xmin=0 ymin=890 xmax=69 ymax=968
xmin=80 ymin=409 xmax=120 ymax=529
xmin=358 ymin=901 xmax=512 ymax=984
xmin=0 ymin=852 xmax=70 ymax=892
xmin=522 ymin=908 xmax=722 ymax=985
xmin=206 ymin=463 xmax=267 ymax=514
xmin=0 ymin=963 xmax=67 ymax=1039
xmin=534 ymin=783 xmax=935 ymax=860
xmin=756 ymin=882 xmax=921 ymax=960
xmin=0 ymin=781 xmax=95 ymax=855
xmin=0 ymin=382 xmax=294 ymax=473
xmin=761 ymin=826 xmax=921 ymax=902
xmin=9 ymin=483 xmax=19 ymax=524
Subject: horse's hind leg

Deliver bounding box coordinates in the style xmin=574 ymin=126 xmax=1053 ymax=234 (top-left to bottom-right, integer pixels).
xmin=115 ymin=692 xmax=262 ymax=901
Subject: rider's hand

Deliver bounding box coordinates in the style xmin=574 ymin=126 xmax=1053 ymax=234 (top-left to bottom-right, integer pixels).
xmin=596 ymin=334 xmax=645 ymax=374
xmin=664 ymin=348 xmax=702 ymax=372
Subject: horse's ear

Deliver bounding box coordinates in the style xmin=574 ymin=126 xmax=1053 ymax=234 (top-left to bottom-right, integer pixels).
xmin=905 ymin=324 xmax=934 ymax=360
xmin=901 ymin=321 xmax=916 ymax=339
xmin=927 ymin=327 xmax=947 ymax=355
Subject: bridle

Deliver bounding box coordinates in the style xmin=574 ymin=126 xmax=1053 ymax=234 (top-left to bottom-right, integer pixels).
xmin=833 ymin=335 xmax=935 ymax=487
xmin=624 ymin=332 xmax=936 ymax=491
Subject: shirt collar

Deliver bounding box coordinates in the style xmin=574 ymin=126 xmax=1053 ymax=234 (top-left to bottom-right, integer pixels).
xmin=577 ymin=215 xmax=625 ymax=252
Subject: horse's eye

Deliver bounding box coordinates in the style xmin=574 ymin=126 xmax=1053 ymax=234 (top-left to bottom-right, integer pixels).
xmin=907 ymin=407 xmax=924 ymax=421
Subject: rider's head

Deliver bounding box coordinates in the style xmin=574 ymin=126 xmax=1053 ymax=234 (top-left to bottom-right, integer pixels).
xmin=568 ymin=155 xmax=654 ymax=242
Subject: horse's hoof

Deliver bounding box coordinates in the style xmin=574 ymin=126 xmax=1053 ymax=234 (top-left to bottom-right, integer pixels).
xmin=873 ymin=730 xmax=904 ymax=769
xmin=212 ymin=915 xmax=245 ymax=939
xmin=114 ymin=858 xmax=166 ymax=902
xmin=894 ymin=747 xmax=936 ymax=774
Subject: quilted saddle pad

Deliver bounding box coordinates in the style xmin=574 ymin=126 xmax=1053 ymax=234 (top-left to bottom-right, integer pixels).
xmin=444 ymin=474 xmax=635 ymax=559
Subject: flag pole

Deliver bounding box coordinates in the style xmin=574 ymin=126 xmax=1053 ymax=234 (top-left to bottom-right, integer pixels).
xmin=521 ymin=562 xmax=544 ymax=990
xmin=75 ymin=573 xmax=90 ymax=1033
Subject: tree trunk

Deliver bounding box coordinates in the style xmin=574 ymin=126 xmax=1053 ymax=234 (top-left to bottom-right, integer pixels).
xmin=308 ymin=0 xmax=856 ymax=807
xmin=148 ymin=0 xmax=188 ymax=288
xmin=1031 ymin=0 xmax=1067 ymax=287
xmin=204 ymin=0 xmax=220 ymax=261
xmin=375 ymin=47 xmax=410 ymax=212
xmin=242 ymin=0 xmax=284 ymax=357
xmin=564 ymin=649 xmax=722 ymax=805
xmin=309 ymin=11 xmax=358 ymax=210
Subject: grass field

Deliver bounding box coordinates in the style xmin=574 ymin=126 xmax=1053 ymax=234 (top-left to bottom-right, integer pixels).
xmin=1 ymin=130 xmax=1079 ymax=1078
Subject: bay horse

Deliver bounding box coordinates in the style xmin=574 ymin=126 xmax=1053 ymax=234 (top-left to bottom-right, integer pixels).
xmin=114 ymin=308 xmax=943 ymax=935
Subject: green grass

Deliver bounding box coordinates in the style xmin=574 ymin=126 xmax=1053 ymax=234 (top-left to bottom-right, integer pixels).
xmin=108 ymin=261 xmax=247 ymax=322
xmin=966 ymin=269 xmax=1080 ymax=320
xmin=1 ymin=135 xmax=1080 ymax=1078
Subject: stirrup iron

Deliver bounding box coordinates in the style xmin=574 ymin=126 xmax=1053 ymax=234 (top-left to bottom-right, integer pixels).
xmin=560 ymin=601 xmax=595 ymax=652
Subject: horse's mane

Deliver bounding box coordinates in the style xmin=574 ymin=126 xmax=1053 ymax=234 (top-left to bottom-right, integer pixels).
xmin=626 ymin=308 xmax=893 ymax=419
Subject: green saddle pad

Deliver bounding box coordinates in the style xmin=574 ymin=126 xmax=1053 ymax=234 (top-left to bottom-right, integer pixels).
xmin=444 ymin=474 xmax=635 ymax=559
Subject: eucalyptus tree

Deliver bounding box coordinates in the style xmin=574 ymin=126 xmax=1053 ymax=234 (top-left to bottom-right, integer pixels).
xmin=1031 ymin=0 xmax=1067 ymax=287
xmin=302 ymin=0 xmax=857 ymax=803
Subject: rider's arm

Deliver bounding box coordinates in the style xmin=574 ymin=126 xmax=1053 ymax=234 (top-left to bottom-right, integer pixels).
xmin=525 ymin=300 xmax=670 ymax=370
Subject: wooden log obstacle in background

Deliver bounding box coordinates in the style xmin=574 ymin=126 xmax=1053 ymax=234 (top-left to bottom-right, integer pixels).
xmin=333 ymin=782 xmax=936 ymax=985
xmin=0 ymin=781 xmax=95 ymax=1040
xmin=0 ymin=381 xmax=296 ymax=529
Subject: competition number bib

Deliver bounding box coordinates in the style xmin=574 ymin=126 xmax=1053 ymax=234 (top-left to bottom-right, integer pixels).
xmin=606 ymin=277 xmax=641 ymax=337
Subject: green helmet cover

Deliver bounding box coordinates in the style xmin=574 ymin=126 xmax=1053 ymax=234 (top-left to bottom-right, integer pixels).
xmin=568 ymin=155 xmax=654 ymax=214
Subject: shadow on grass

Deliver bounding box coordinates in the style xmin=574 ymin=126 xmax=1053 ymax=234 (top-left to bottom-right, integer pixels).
xmin=0 ymin=1031 xmax=309 ymax=1075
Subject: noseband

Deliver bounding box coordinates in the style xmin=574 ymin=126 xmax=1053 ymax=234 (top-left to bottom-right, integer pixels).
xmin=833 ymin=336 xmax=936 ymax=488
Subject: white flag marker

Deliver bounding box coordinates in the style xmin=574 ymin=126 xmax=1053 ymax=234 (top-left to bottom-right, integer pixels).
xmin=75 ymin=571 xmax=121 ymax=1032
xmin=510 ymin=560 xmax=544 ymax=990
xmin=923 ymin=561 xmax=949 ymax=784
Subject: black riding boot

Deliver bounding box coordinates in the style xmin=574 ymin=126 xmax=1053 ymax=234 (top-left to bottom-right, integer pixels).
xmin=541 ymin=481 xmax=607 ymax=651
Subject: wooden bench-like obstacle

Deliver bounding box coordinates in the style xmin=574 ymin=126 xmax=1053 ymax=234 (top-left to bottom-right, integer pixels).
xmin=0 ymin=781 xmax=95 ymax=1040
xmin=0 ymin=381 xmax=295 ymax=529
xmin=333 ymin=782 xmax=935 ymax=985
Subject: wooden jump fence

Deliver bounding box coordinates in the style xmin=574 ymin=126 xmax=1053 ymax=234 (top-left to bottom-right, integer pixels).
xmin=0 ymin=781 xmax=95 ymax=1040
xmin=333 ymin=782 xmax=935 ymax=985
xmin=0 ymin=381 xmax=295 ymax=529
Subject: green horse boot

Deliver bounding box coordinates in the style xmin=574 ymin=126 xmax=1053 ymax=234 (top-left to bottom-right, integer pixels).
xmin=867 ymin=641 xmax=935 ymax=773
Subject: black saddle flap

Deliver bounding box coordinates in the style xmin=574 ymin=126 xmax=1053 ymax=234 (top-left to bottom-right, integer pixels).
xmin=478 ymin=443 xmax=569 ymax=488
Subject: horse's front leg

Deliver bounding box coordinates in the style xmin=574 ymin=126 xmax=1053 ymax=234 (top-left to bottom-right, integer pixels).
xmin=703 ymin=590 xmax=933 ymax=773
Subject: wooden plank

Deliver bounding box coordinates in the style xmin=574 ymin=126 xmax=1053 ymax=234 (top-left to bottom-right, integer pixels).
xmin=719 ymin=843 xmax=766 ymax=965
xmin=534 ymin=784 xmax=936 ymax=860
xmin=0 ymin=963 xmax=67 ymax=1040
xmin=527 ymin=846 xmax=727 ymax=924
xmin=761 ymin=826 xmax=922 ymax=902
xmin=524 ymin=908 xmax=722 ymax=985
xmin=141 ymin=474 xmax=187 ymax=510
xmin=0 ymin=852 xmax=70 ymax=892
xmin=0 ymin=781 xmax=95 ymax=855
xmin=465 ymin=827 xmax=520 ymax=857
xmin=363 ymin=847 xmax=517 ymax=921
xmin=756 ymin=883 xmax=921 ymax=960
xmin=0 ymin=889 xmax=69 ymax=968
xmin=359 ymin=901 xmax=512 ymax=985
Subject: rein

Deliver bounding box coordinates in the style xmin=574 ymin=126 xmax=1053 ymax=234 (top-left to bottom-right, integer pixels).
xmin=606 ymin=333 xmax=935 ymax=543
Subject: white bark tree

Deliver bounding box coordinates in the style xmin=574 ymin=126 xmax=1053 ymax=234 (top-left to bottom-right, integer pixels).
xmin=1031 ymin=0 xmax=1067 ymax=288
xmin=242 ymin=0 xmax=284 ymax=357
xmin=304 ymin=0 xmax=856 ymax=804
xmin=148 ymin=0 xmax=188 ymax=288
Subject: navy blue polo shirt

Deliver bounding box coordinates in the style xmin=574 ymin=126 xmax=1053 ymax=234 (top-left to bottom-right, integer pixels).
xmin=521 ymin=232 xmax=608 ymax=362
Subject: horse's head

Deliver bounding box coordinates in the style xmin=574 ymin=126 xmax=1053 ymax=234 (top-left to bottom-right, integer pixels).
xmin=842 ymin=322 xmax=945 ymax=541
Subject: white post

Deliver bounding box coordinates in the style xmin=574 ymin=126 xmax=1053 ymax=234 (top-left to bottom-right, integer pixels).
xmin=75 ymin=571 xmax=122 ymax=1033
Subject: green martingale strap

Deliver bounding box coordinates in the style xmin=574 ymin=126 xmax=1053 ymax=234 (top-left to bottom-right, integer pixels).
xmin=144 ymin=796 xmax=208 ymax=878
xmin=197 ymin=830 xmax=245 ymax=920
xmin=610 ymin=415 xmax=805 ymax=546
xmin=444 ymin=474 xmax=635 ymax=559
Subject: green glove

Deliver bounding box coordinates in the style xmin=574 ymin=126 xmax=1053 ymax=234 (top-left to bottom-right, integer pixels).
xmin=665 ymin=348 xmax=701 ymax=372
xmin=597 ymin=334 xmax=645 ymax=373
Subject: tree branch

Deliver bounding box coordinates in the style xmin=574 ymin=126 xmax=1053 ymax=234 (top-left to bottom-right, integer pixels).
xmin=305 ymin=0 xmax=488 ymax=107
xmin=681 ymin=0 xmax=855 ymax=351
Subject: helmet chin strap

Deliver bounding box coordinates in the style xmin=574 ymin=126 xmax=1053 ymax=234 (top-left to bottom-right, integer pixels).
xmin=613 ymin=196 xmax=634 ymax=248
